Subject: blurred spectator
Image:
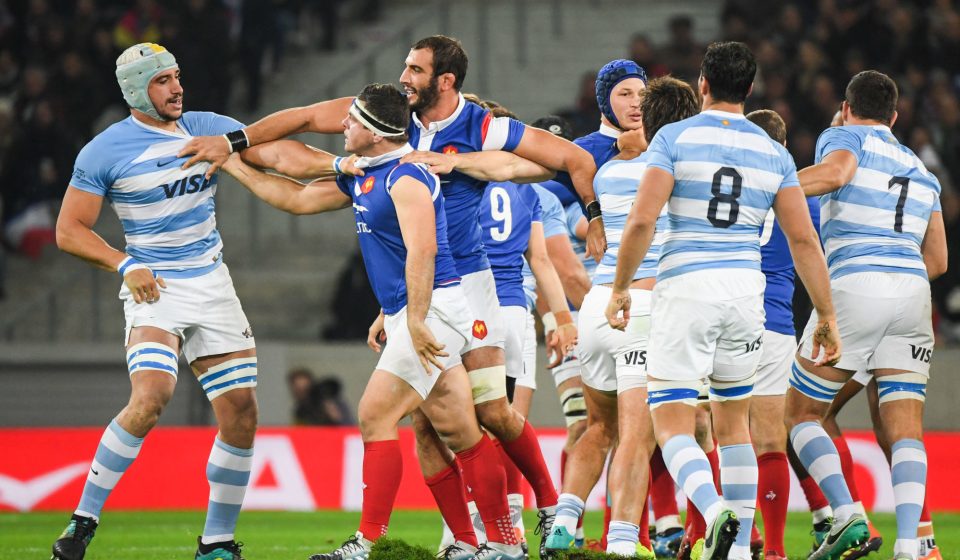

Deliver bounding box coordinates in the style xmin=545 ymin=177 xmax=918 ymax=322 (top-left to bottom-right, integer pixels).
xmin=287 ymin=367 xmax=354 ymax=426
xmin=660 ymin=15 xmax=703 ymax=84
xmin=555 ymin=70 xmax=602 ymax=139
xmin=627 ymin=33 xmax=668 ymax=79
xmin=323 ymin=247 xmax=381 ymax=340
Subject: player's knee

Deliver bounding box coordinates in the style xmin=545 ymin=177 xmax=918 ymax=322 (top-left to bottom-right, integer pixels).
xmin=126 ymin=392 xmax=170 ymax=427
xmin=476 ymin=396 xmax=518 ymax=436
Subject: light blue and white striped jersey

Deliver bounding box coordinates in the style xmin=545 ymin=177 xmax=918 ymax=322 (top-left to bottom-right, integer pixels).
xmin=816 ymin=125 xmax=941 ymax=280
xmin=70 ymin=112 xmax=243 ymax=278
xmin=522 ymin=185 xmax=568 ymax=311
xmin=645 ymin=110 xmax=800 ymax=281
xmin=592 ymin=153 xmax=668 ymax=285
xmin=565 ymin=204 xmax=598 ymax=279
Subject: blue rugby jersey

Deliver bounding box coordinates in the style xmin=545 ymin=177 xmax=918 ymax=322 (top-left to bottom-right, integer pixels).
xmin=591 ymin=153 xmax=668 ymax=285
xmin=522 ymin=185 xmax=568 ymax=311
xmin=759 ymin=197 xmax=820 ymax=336
xmin=644 ymin=110 xmax=800 ymax=282
xmin=407 ymin=94 xmax=526 ymax=276
xmin=335 ymin=145 xmax=460 ymax=315
xmin=543 ymin=123 xmax=621 ymax=207
xmin=815 ymin=125 xmax=941 ymax=280
xmin=69 ymin=112 xmax=243 ymax=278
xmin=480 ymin=181 xmax=542 ymax=307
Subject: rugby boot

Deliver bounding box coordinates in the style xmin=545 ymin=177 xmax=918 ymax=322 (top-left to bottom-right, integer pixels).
xmin=846 ymin=522 xmax=882 ymax=560
xmin=653 ymin=527 xmax=684 ymax=558
xmin=195 ymin=536 xmax=245 ymax=560
xmin=474 ymin=542 xmax=526 ymax=559
xmin=309 ymin=533 xmax=373 ymax=560
xmin=638 ymin=543 xmax=657 ymax=560
xmin=811 ymin=519 xmax=833 ymax=552
xmin=702 ymin=508 xmax=739 ymax=560
xmin=536 ymin=506 xmax=557 ymax=558
xmin=437 ymin=540 xmax=478 ymax=560
xmin=544 ymin=522 xmax=575 ymax=554
xmin=51 ymin=514 xmax=98 ymax=560
xmin=919 ymin=537 xmax=942 ymax=560
xmin=808 ymin=514 xmax=870 ymax=560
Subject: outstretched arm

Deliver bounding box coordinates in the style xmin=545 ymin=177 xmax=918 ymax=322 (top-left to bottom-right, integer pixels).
xmin=221 ymin=154 xmax=351 ymax=215
xmin=401 ymin=150 xmax=555 ymax=183
xmin=179 ymin=96 xmax=355 ymax=175
xmin=798 ymin=149 xmax=857 ymax=197
xmin=512 ymin=127 xmax=605 ymax=260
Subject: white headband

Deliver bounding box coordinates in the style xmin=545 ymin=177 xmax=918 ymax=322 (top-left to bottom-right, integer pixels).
xmin=349 ymin=99 xmax=406 ymax=137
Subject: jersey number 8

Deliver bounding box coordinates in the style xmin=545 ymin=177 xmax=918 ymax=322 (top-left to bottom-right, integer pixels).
xmin=707 ymin=167 xmax=742 ymax=228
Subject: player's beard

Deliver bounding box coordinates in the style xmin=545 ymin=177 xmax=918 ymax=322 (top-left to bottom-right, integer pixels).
xmin=409 ymin=77 xmax=440 ymax=113
xmin=155 ymin=95 xmax=183 ymax=122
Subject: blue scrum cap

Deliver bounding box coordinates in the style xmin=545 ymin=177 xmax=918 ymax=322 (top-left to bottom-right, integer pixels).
xmin=595 ymin=59 xmax=647 ymax=129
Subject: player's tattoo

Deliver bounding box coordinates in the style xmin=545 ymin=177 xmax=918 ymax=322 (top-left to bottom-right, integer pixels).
xmin=815 ymin=322 xmax=831 ymax=338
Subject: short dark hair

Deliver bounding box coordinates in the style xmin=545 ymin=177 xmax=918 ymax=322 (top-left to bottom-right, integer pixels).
xmin=412 ymin=35 xmax=468 ymax=90
xmin=700 ymin=41 xmax=756 ymax=104
xmin=845 ymin=70 xmax=898 ymax=125
xmin=746 ymin=109 xmax=787 ymax=144
xmin=357 ymin=83 xmax=409 ymax=142
xmin=640 ymin=76 xmax=700 ymax=142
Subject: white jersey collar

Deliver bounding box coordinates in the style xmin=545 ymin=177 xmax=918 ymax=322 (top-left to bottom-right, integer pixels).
xmin=354 ymin=143 xmax=414 ymax=169
xmin=129 ymin=115 xmax=189 ymax=137
xmin=701 ymin=109 xmax=746 ymax=120
xmin=411 ymin=93 xmax=467 ymax=134
xmin=598 ymin=122 xmax=622 ymax=138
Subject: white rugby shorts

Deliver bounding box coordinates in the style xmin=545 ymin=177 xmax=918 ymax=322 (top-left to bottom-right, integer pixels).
xmin=502 ymin=305 xmax=528 ymax=380
xmin=753 ymin=330 xmax=797 ymax=396
xmin=121 ymin=263 xmax=255 ymax=363
xmin=799 ymin=272 xmax=933 ymax=376
xmin=647 ymin=269 xmax=766 ymax=383
xmin=578 ymin=285 xmax=650 ymax=393
xmin=376 ymin=285 xmax=472 ymax=399
xmin=518 ymin=311 xmax=538 ymax=390
xmin=461 ymin=269 xmax=506 ymax=352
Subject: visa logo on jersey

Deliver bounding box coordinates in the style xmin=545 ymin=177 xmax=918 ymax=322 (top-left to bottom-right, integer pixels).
xmin=160 ymin=173 xmax=213 ymax=199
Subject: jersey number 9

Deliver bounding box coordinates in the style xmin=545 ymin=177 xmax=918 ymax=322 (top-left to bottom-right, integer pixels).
xmin=490 ymin=186 xmax=513 ymax=241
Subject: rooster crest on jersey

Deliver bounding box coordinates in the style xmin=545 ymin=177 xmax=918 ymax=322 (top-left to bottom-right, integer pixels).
xmin=595 ymin=59 xmax=647 ymax=129
xmin=115 ymin=43 xmax=178 ymax=121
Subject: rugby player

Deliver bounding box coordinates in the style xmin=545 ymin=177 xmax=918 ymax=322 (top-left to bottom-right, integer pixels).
xmin=786 ymin=70 xmax=947 ymax=560
xmin=606 ymin=42 xmax=840 ymax=560
xmin=181 ymin=35 xmax=601 ymax=558
xmin=221 ymin=83 xmax=525 ymax=560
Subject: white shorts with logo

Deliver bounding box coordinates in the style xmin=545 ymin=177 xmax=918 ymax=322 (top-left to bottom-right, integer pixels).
xmin=648 ymin=269 xmax=766 ymax=383
xmin=462 ymin=269 xmax=506 ymax=352
xmin=799 ymin=272 xmax=934 ymax=376
xmin=121 ymin=263 xmax=255 ymax=363
xmin=377 ymin=285 xmax=472 ymax=399
xmin=578 ymin=285 xmax=650 ymax=393
xmin=754 ymin=330 xmax=797 ymax=396
xmin=518 ymin=311 xmax=538 ymax=390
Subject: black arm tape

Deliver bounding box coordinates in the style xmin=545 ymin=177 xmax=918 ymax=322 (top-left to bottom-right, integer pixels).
xmin=226 ymin=129 xmax=249 ymax=153
xmin=586 ymin=200 xmax=602 ymax=222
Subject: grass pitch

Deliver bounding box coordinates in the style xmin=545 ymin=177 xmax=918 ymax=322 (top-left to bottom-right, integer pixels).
xmin=1 ymin=510 xmax=957 ymax=559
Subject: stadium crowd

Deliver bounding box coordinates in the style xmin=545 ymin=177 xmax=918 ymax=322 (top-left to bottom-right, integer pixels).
xmin=0 ymin=0 xmax=362 ymax=298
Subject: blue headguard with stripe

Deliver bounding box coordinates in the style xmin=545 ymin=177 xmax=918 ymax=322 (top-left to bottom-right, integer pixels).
xmin=595 ymin=59 xmax=648 ymax=129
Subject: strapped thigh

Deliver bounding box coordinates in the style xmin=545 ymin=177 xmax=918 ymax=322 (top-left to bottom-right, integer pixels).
xmin=647 ymin=379 xmax=703 ymax=410
xmin=126 ymin=342 xmax=179 ymax=379
xmin=560 ymin=386 xmax=587 ymax=427
xmin=197 ymin=357 xmax=258 ymax=401
xmin=876 ymin=372 xmax=927 ymax=404
xmin=788 ymin=360 xmax=844 ymax=403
